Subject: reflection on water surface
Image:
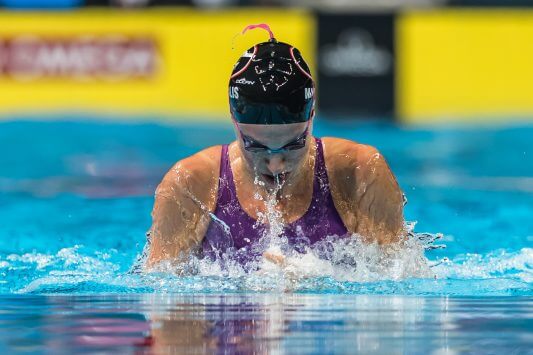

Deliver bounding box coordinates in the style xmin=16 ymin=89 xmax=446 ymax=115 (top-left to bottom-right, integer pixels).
xmin=1 ymin=294 xmax=531 ymax=354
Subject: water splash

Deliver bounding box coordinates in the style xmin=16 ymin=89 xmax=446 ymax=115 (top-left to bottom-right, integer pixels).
xmin=143 ymin=219 xmax=437 ymax=287
xmin=433 ymin=247 xmax=533 ymax=282
xmin=1 ymin=237 xmax=531 ymax=295
xmin=255 ymin=184 xmax=285 ymax=242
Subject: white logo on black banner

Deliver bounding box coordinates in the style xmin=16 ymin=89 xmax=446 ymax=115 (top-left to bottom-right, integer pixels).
xmin=320 ymin=29 xmax=391 ymax=77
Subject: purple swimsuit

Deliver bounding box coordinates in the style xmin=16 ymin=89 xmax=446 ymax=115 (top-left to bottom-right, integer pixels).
xmin=201 ymin=138 xmax=348 ymax=264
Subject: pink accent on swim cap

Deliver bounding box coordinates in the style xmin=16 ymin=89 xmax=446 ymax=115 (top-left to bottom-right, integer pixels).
xmin=241 ymin=23 xmax=275 ymax=40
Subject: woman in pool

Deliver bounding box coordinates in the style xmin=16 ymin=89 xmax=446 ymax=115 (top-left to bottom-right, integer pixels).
xmin=146 ymin=25 xmax=404 ymax=268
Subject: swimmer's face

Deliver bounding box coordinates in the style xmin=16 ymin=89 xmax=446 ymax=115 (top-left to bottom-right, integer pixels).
xmin=235 ymin=121 xmax=312 ymax=186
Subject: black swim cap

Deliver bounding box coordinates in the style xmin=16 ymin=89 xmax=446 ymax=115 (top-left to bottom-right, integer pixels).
xmin=229 ymin=29 xmax=315 ymax=125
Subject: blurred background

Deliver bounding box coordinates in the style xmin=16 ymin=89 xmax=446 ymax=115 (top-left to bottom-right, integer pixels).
xmin=1 ymin=0 xmax=533 ymax=124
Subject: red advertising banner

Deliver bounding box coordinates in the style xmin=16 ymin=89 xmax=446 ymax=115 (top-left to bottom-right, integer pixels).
xmin=0 ymin=36 xmax=157 ymax=80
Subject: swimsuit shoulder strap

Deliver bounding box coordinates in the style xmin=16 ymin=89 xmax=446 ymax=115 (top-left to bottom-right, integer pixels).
xmin=215 ymin=144 xmax=236 ymax=205
xmin=314 ymin=138 xmax=331 ymax=189
xmin=313 ymin=137 xmax=340 ymax=207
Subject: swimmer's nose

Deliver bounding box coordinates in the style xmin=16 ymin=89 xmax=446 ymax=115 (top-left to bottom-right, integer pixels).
xmin=265 ymin=155 xmax=286 ymax=175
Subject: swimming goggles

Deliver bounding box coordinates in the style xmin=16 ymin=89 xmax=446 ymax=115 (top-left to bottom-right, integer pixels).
xmin=238 ymin=122 xmax=310 ymax=154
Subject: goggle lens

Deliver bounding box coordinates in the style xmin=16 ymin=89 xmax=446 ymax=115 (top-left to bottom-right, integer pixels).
xmin=240 ymin=125 xmax=309 ymax=154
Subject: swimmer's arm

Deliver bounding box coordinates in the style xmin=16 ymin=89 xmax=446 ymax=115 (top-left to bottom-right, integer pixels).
xmin=145 ymin=169 xmax=210 ymax=268
xmin=146 ymin=147 xmax=220 ymax=268
xmin=353 ymin=147 xmax=405 ymax=244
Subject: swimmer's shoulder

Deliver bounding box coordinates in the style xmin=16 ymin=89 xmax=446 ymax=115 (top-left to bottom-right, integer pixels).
xmin=321 ymin=136 xmax=401 ymax=198
xmin=320 ymin=138 xmax=404 ymax=242
xmin=156 ymin=145 xmax=222 ymax=210
xmin=321 ymin=137 xmax=382 ymax=174
xmin=321 ymin=136 xmax=399 ymax=198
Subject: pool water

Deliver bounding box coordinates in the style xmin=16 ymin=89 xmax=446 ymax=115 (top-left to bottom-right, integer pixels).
xmin=0 ymin=119 xmax=531 ymax=352
xmin=1 ymin=294 xmax=531 ymax=354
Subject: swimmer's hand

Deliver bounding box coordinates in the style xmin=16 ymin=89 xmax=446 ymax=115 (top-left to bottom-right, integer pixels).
xmin=261 ymin=251 xmax=300 ymax=287
xmin=260 ymin=251 xmax=298 ymax=292
xmin=262 ymin=251 xmax=287 ymax=267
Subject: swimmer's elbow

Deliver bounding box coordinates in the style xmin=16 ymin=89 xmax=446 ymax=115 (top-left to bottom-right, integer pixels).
xmin=374 ymin=188 xmax=405 ymax=245
xmin=357 ymin=213 xmax=404 ymax=245
xmin=144 ymin=231 xmax=163 ymax=269
xmin=356 ymin=160 xmax=405 ymax=245
xmin=377 ymin=220 xmax=406 ymax=245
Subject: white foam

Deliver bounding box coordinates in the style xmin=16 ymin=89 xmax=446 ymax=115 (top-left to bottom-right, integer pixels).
xmin=434 ymin=247 xmax=533 ymax=282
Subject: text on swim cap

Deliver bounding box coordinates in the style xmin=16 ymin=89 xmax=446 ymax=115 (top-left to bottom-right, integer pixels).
xmin=305 ymin=88 xmax=314 ymax=100
xmin=236 ymin=78 xmax=255 ymax=85
xmin=229 ymin=86 xmax=239 ymax=99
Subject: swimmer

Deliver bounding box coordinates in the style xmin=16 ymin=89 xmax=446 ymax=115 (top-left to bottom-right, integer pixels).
xmin=146 ymin=24 xmax=405 ymax=268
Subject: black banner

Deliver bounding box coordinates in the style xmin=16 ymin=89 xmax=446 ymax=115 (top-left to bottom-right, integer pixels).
xmin=317 ymin=13 xmax=395 ymax=119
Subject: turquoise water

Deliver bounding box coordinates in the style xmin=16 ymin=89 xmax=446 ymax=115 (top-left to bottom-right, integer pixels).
xmin=0 ymin=119 xmax=531 ymax=352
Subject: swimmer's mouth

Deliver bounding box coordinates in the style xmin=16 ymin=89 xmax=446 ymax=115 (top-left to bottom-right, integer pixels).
xmin=262 ymin=172 xmax=290 ymax=185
